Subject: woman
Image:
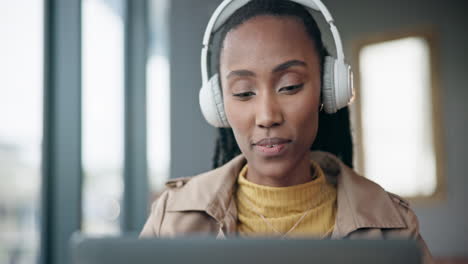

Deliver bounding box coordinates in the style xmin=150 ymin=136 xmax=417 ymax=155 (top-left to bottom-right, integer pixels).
xmin=141 ymin=0 xmax=432 ymax=263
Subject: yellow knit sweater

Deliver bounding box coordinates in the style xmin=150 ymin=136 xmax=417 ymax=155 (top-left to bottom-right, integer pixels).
xmin=235 ymin=161 xmax=337 ymax=238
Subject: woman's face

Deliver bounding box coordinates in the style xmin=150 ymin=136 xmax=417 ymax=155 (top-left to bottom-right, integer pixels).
xmin=220 ymin=15 xmax=321 ymax=180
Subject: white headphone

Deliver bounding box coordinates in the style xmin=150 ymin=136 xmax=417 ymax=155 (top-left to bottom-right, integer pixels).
xmin=199 ymin=0 xmax=354 ymax=128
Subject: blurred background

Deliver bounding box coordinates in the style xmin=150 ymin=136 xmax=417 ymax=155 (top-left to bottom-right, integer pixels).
xmin=0 ymin=0 xmax=466 ymax=264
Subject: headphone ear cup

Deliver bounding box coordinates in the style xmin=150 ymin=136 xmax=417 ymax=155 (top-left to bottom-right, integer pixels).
xmin=199 ymin=74 xmax=230 ymax=128
xmin=322 ymin=56 xmax=337 ymax=114
xmin=322 ymin=56 xmax=354 ymax=114
xmin=335 ymin=60 xmax=354 ymax=111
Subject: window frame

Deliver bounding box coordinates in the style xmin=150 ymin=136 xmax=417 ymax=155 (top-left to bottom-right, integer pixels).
xmin=122 ymin=0 xmax=150 ymax=232
xmin=351 ymin=28 xmax=446 ymax=203
xmin=41 ymin=0 xmax=150 ymax=264
xmin=41 ymin=1 xmax=83 ymax=264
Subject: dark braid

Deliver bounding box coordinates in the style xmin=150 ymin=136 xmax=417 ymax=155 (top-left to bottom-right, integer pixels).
xmin=212 ymin=0 xmax=354 ymax=168
xmin=213 ymin=128 xmax=242 ymax=168
xmin=310 ymin=107 xmax=354 ymax=168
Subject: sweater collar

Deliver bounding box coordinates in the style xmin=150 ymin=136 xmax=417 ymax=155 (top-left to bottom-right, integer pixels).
xmin=164 ymin=151 xmax=406 ymax=237
xmin=236 ymin=161 xmax=335 ymax=216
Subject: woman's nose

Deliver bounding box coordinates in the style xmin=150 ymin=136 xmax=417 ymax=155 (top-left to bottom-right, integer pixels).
xmin=255 ymin=94 xmax=284 ymax=129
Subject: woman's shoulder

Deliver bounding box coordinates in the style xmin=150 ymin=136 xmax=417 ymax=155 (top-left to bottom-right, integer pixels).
xmin=162 ymin=154 xmax=246 ymax=198
xmin=140 ymin=155 xmax=246 ymax=237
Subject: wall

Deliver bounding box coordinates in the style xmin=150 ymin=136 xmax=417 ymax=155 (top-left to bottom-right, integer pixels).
xmin=169 ymin=0 xmax=468 ymax=257
xmin=169 ymin=0 xmax=220 ymax=178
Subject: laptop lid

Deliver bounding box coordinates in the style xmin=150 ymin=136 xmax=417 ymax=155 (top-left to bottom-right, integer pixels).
xmin=71 ymin=235 xmax=421 ymax=264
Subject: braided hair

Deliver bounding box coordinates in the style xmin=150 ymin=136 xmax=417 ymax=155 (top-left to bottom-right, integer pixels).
xmin=212 ymin=0 xmax=353 ymax=169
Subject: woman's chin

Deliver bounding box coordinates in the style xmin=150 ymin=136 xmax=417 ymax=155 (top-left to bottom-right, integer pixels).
xmin=249 ymin=157 xmax=297 ymax=180
xmin=243 ymin=147 xmax=313 ymax=186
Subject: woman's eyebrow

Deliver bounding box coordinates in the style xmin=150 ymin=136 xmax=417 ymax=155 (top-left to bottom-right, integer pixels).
xmin=226 ymin=60 xmax=307 ymax=79
xmin=227 ymin=69 xmax=256 ymax=79
xmin=272 ymin=60 xmax=307 ymax=73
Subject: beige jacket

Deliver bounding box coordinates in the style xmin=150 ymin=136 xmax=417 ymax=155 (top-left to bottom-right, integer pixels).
xmin=141 ymin=151 xmax=433 ymax=263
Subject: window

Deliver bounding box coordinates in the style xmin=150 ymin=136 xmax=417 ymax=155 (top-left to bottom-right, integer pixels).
xmin=82 ymin=0 xmax=125 ymax=234
xmin=355 ymin=32 xmax=444 ymax=199
xmin=0 ymin=1 xmax=43 ymax=263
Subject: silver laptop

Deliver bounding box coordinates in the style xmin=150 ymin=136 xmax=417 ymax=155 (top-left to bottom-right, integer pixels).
xmin=71 ymin=235 xmax=421 ymax=264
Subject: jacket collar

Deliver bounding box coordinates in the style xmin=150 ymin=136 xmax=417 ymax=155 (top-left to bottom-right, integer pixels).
xmin=308 ymin=152 xmax=407 ymax=238
xmin=165 ymin=151 xmax=406 ymax=237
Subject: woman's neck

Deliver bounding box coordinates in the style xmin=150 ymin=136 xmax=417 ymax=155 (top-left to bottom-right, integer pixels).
xmin=245 ymin=156 xmax=314 ymax=187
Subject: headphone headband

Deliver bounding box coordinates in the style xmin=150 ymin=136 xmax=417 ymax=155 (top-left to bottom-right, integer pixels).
xmin=201 ymin=0 xmax=345 ymax=83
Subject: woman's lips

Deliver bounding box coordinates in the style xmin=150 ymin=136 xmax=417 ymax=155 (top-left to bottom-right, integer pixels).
xmin=253 ymin=138 xmax=291 ymax=156
xmin=255 ymin=143 xmax=288 ymax=155
xmin=254 ymin=137 xmax=291 ymax=146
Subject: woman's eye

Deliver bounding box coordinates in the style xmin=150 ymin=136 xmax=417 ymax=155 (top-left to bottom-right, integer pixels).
xmin=279 ymin=83 xmax=304 ymax=93
xmin=233 ymin=91 xmax=255 ymax=99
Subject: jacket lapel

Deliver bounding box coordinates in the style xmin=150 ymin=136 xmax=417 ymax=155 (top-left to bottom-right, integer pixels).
xmin=309 ymin=152 xmax=407 ymax=238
